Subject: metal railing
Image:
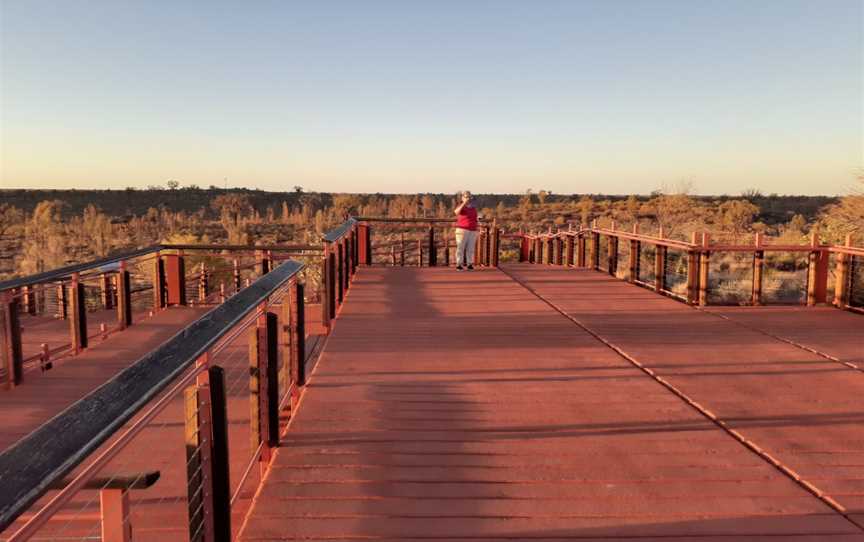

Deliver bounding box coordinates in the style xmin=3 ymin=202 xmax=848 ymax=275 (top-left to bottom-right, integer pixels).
xmin=0 ymin=259 xmax=308 ymax=541
xmin=351 ymin=216 xmax=501 ymax=269
xmin=320 ymin=218 xmax=360 ymax=329
xmin=520 ymin=224 xmax=863 ymax=312
xmin=0 ymin=244 xmax=322 ymax=389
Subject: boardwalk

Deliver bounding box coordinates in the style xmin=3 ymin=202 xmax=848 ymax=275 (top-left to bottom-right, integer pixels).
xmin=0 ymin=307 xmax=210 ymax=452
xmin=241 ymin=265 xmax=864 ymax=541
xmin=0 ymin=303 xmax=327 ymax=541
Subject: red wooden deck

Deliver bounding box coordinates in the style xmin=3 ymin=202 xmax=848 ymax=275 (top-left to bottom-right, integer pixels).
xmin=1 ymin=304 xmax=327 ymax=541
xmin=240 ymin=265 xmax=864 ymax=541
xmin=0 ymin=307 xmax=210 ymax=452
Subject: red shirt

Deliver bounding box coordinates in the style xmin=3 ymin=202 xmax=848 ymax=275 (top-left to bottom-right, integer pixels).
xmin=456 ymin=206 xmax=478 ymax=231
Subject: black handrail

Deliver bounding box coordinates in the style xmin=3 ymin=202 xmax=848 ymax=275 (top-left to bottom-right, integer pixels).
xmin=0 ymin=259 xmax=305 ymax=531
xmin=322 ymin=217 xmax=358 ymax=243
xmin=0 ymin=243 xmax=325 ymax=293
xmin=0 ymin=245 xmax=162 ymax=292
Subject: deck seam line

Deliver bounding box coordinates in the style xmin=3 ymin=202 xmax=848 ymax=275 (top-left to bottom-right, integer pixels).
xmin=694 ymin=307 xmax=863 ymax=374
xmin=497 ymin=266 xmax=864 ymax=533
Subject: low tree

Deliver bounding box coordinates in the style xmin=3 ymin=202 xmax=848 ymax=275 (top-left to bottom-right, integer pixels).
xmin=537 ymin=190 xmax=549 ymax=205
xmin=718 ymin=199 xmax=759 ymax=239
xmin=819 ymin=182 xmax=864 ymax=243
xmin=653 ymin=191 xmax=697 ymax=237
xmin=578 ymin=195 xmax=593 ymax=226
xmin=211 ymin=193 xmax=252 ymax=244
xmin=625 ymin=195 xmax=640 ymax=223
xmin=81 ymin=204 xmax=114 ymax=257
xmin=0 ymin=203 xmax=24 ymax=239
xmin=19 ymin=200 xmax=68 ymax=274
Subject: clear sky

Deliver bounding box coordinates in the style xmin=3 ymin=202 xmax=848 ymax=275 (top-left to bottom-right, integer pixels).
xmin=1 ymin=1 xmax=861 ymax=195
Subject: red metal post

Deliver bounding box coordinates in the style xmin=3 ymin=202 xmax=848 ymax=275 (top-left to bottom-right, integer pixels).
xmin=629 ymin=240 xmax=639 ymax=282
xmin=591 ymin=232 xmax=600 ymax=270
xmin=493 ymin=226 xmax=500 ymax=267
xmin=320 ymin=247 xmax=330 ymax=331
xmin=2 ymin=295 xmax=23 ymax=388
xmin=577 ymin=234 xmax=586 ymax=267
xmin=833 ymin=235 xmax=852 ymax=307
xmin=116 ymin=262 xmax=132 ymax=329
xmin=249 ymin=308 xmax=279 ymax=465
xmin=357 ymin=224 xmax=372 ymax=265
xmin=607 ymin=235 xmax=617 ymax=275
xmin=290 ymin=281 xmax=306 ymax=392
xmin=351 ymin=228 xmax=359 ymax=276
xmin=22 ymin=286 xmax=36 ymax=316
xmin=163 ymin=253 xmax=187 ymax=306
xmin=264 ymin=311 xmax=279 ymax=455
xmin=153 ymin=252 xmax=165 ymax=310
xmin=337 ymin=241 xmax=345 ymax=305
xmin=655 ymin=245 xmax=666 ymax=292
xmin=209 ymin=366 xmax=232 ymax=540
xmin=57 ymin=284 xmax=68 ymax=320
xmin=697 ymin=234 xmax=711 ymax=306
xmin=327 ymin=247 xmax=337 ymax=319
xmin=342 ymin=237 xmax=349 ymax=288
xmin=255 ymin=249 xmax=270 ymax=276
xmin=185 ymin=379 xmax=215 ymax=542
xmin=100 ymin=488 xmax=132 ymax=542
xmin=484 ymin=226 xmax=492 ymax=267
xmin=807 ymin=251 xmax=829 ymax=306
xmin=69 ymin=273 xmax=88 ymax=354
xmin=752 ymin=252 xmax=764 ymax=306
xmin=428 ymin=226 xmax=437 ymax=267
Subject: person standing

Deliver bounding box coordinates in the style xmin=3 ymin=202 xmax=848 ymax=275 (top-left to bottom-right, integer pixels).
xmin=453 ymin=191 xmax=478 ymax=270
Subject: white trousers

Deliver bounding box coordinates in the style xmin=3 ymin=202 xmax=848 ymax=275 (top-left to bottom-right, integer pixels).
xmin=455 ymin=228 xmax=477 ymax=266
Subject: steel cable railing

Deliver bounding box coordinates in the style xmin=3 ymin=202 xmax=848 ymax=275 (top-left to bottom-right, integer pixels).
xmin=706 ymin=251 xmax=753 ymax=305
xmin=0 ymin=259 xmax=308 ymax=541
xmin=519 ymin=227 xmax=863 ymax=311
xmin=662 ymin=248 xmax=689 ymax=299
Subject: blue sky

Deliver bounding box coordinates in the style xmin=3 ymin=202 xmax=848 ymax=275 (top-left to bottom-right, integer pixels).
xmin=1 ymin=1 xmax=861 ymax=195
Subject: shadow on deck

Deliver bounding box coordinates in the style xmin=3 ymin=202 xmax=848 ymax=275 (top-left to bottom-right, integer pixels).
xmin=238 ymin=265 xmax=864 ymax=541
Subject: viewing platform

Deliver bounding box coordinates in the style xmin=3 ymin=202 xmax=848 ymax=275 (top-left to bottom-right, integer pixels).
xmin=0 ymin=218 xmax=862 ymax=541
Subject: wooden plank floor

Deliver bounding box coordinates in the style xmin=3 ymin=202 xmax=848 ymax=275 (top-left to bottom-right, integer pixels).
xmin=239 ymin=265 xmax=864 ymax=541
xmin=1 ymin=304 xmax=326 ymax=542
xmin=0 ymin=306 xmax=210 ymax=452
xmin=708 ymin=305 xmax=863 ymax=366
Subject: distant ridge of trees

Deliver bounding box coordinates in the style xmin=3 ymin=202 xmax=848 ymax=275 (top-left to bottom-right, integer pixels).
xmin=0 ymin=187 xmax=839 ymax=225
xmin=0 ymin=183 xmax=859 ymax=281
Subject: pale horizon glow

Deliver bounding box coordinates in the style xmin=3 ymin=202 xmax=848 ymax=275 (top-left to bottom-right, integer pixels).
xmin=1 ymin=1 xmax=862 ymax=196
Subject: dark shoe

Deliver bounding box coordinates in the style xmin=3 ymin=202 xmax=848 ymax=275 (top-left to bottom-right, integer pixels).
xmin=456 ymin=265 xmax=463 ymax=271
xmin=467 ymin=265 xmax=474 ymax=270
